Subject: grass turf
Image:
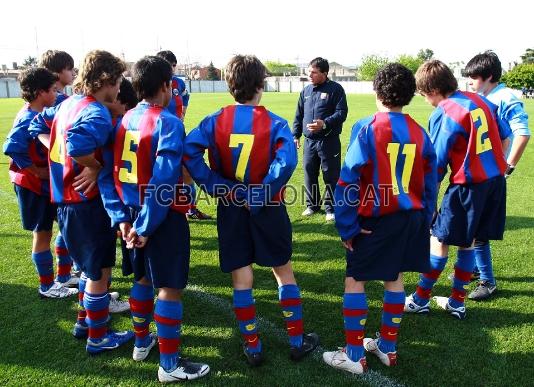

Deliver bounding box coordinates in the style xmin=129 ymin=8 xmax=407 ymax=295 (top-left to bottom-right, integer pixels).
xmin=0 ymin=93 xmax=533 ymax=386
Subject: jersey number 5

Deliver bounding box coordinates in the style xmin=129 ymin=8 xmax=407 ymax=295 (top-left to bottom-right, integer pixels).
xmin=118 ymin=131 xmax=140 ymax=184
xmin=229 ymin=134 xmax=255 ymax=182
xmin=387 ymin=143 xmax=416 ymax=196
xmin=471 ymin=108 xmax=493 ymax=155
xmin=49 ymin=130 xmax=65 ymax=165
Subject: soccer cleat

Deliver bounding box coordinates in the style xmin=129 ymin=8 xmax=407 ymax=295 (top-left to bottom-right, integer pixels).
xmin=433 ymin=296 xmax=466 ymax=320
xmin=186 ymin=208 xmax=213 ymax=220
xmin=109 ymin=294 xmax=130 ymax=313
xmin=301 ymin=208 xmax=316 ymax=217
xmin=86 ymin=330 xmax=134 ymax=355
xmin=325 ymin=212 xmax=335 ymax=222
xmin=404 ymin=294 xmax=430 ymax=314
xmin=468 ymin=281 xmax=497 ymax=301
xmin=57 ymin=275 xmax=80 ymax=288
xmin=158 ymin=359 xmax=210 ymax=382
xmin=290 ymin=332 xmax=320 ymax=361
xmin=243 ymin=343 xmax=264 ymax=367
xmin=133 ymin=333 xmax=157 ymax=361
xmin=72 ymin=322 xmax=88 ymax=339
xmin=363 ymin=336 xmax=397 ymax=366
xmin=39 ymin=282 xmax=78 ymax=299
xmin=322 ymin=348 xmax=367 ymax=374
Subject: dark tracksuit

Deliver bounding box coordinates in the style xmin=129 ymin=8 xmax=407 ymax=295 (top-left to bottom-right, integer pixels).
xmin=292 ymin=79 xmax=348 ymax=213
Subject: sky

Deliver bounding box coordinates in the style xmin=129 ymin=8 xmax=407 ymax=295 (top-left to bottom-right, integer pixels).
xmin=0 ymin=0 xmax=532 ymax=70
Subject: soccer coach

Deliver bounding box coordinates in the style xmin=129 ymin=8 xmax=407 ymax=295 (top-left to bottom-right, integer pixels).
xmin=293 ymin=57 xmax=348 ymax=221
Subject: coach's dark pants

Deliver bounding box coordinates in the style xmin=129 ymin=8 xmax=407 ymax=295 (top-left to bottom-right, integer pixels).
xmin=303 ymin=136 xmax=341 ymax=214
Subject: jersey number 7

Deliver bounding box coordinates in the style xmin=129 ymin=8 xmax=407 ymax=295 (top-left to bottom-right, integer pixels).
xmin=229 ymin=133 xmax=255 ymax=182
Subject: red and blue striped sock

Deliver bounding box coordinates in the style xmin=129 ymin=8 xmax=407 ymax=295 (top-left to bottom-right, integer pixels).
xmin=84 ymin=291 xmax=110 ymax=342
xmin=343 ymin=292 xmax=367 ymax=362
xmin=77 ymin=273 xmax=87 ymax=325
xmin=279 ymin=284 xmax=304 ymax=348
xmin=154 ymin=299 xmax=182 ymax=372
xmin=413 ymin=254 xmax=447 ymax=305
xmin=32 ymin=250 xmax=54 ymax=291
xmin=378 ymin=290 xmax=405 ymax=354
xmin=54 ymin=234 xmax=72 ymax=283
xmin=130 ymin=282 xmax=154 ymax=348
xmin=450 ymin=249 xmax=475 ymax=308
xmin=233 ymin=289 xmax=261 ymax=354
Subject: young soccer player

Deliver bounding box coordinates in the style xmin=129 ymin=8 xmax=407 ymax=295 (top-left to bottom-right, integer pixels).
xmin=3 ymin=68 xmax=78 ymax=299
xmin=463 ymin=51 xmax=530 ymax=300
xmin=100 ymin=55 xmax=210 ymax=382
xmin=404 ymin=60 xmax=511 ymax=320
xmin=29 ymin=50 xmax=133 ymax=353
xmin=184 ymin=54 xmax=319 ymax=366
xmin=156 ymin=50 xmax=212 ymax=220
xmin=322 ymin=63 xmax=437 ymax=374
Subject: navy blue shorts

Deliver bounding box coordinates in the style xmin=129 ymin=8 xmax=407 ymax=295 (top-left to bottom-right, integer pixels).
xmin=14 ymin=185 xmax=55 ymax=232
xmin=121 ymin=208 xmax=190 ymax=290
xmin=432 ymin=176 xmax=506 ymax=247
xmin=57 ymin=197 xmax=116 ymax=281
xmin=346 ymin=210 xmax=430 ymax=281
xmin=217 ymin=202 xmax=292 ymax=273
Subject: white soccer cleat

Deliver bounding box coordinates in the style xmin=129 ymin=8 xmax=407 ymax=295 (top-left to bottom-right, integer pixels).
xmin=322 ymin=348 xmax=367 ymax=374
xmin=325 ymin=212 xmax=335 ymax=222
xmin=363 ymin=337 xmax=397 ymax=366
xmin=433 ymin=296 xmax=466 ymax=320
xmin=39 ymin=282 xmax=78 ymax=299
xmin=133 ymin=333 xmax=157 ymax=361
xmin=158 ymin=359 xmax=210 ymax=382
xmin=109 ymin=293 xmax=130 ymax=313
xmin=57 ymin=275 xmax=80 ymax=288
xmin=404 ymin=294 xmax=430 ymax=314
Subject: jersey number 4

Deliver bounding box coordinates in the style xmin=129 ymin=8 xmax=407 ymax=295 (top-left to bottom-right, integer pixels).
xmin=387 ymin=143 xmax=416 ymax=196
xmin=229 ymin=134 xmax=254 ymax=182
xmin=119 ymin=131 xmax=141 ymax=184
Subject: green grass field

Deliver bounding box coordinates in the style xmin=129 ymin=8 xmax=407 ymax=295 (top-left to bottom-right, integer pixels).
xmin=0 ymin=93 xmax=533 ymax=387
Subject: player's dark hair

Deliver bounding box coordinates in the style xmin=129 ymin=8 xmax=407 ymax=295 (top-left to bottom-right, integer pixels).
xmin=18 ymin=67 xmax=58 ymax=102
xmin=309 ymin=57 xmax=329 ymax=74
xmin=132 ymin=56 xmax=173 ymax=100
xmin=73 ymin=50 xmax=125 ymax=95
xmin=117 ymin=78 xmax=139 ymax=111
xmin=373 ymin=63 xmax=415 ymax=108
xmin=415 ymin=60 xmax=458 ymax=96
xmin=39 ymin=50 xmax=74 ymax=73
xmin=225 ymin=55 xmax=266 ymax=103
xmin=156 ymin=50 xmax=177 ymax=66
xmin=463 ymin=51 xmax=502 ymax=83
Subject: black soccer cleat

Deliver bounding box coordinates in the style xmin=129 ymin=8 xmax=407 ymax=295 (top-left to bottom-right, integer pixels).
xmin=243 ymin=343 xmax=264 ymax=367
xmin=290 ymin=332 xmax=320 ymax=361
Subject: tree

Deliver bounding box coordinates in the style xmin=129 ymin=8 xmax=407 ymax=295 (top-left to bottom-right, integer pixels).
xmin=358 ymin=55 xmax=389 ymax=81
xmin=501 ymin=63 xmax=534 ymax=89
xmin=264 ymin=61 xmax=298 ymax=76
xmin=417 ymin=48 xmax=434 ymax=62
xmin=397 ymin=54 xmax=424 ymax=74
xmin=22 ymin=56 xmax=37 ymax=69
xmin=206 ymin=61 xmax=220 ymax=80
xmin=520 ymin=48 xmax=534 ymax=64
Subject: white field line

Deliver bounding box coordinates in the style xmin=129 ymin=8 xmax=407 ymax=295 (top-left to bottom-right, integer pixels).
xmin=186 ymin=283 xmax=404 ymax=387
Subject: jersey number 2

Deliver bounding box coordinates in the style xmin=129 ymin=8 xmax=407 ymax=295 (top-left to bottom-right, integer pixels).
xmin=118 ymin=131 xmax=140 ymax=184
xmin=387 ymin=143 xmax=416 ymax=196
xmin=229 ymin=134 xmax=254 ymax=182
xmin=471 ymin=108 xmax=493 ymax=155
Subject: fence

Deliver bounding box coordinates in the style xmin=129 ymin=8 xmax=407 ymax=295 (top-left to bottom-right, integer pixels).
xmin=0 ymin=79 xmax=20 ymax=98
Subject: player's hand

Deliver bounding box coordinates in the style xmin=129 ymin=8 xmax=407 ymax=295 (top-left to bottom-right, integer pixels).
xmin=294 ymin=138 xmax=301 ymax=149
xmin=135 ymin=235 xmax=148 ymax=248
xmin=73 ymin=165 xmax=101 ymax=194
xmin=119 ymin=222 xmax=132 ymax=241
xmin=125 ymin=228 xmax=148 ymax=249
xmin=306 ymin=119 xmax=324 ymax=132
xmin=342 ymin=239 xmax=353 ymax=252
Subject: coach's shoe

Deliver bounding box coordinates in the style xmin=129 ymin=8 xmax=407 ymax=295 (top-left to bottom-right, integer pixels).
xmin=322 ymin=348 xmax=367 ymax=374
xmin=290 ymin=332 xmax=320 ymax=361
xmin=468 ymin=281 xmax=497 ymax=301
xmin=404 ymin=294 xmax=430 ymax=314
xmin=57 ymin=275 xmax=80 ymax=288
xmin=433 ymin=296 xmax=466 ymax=320
xmin=39 ymin=282 xmax=78 ymax=299
xmin=109 ymin=293 xmax=130 ymax=313
xmin=243 ymin=343 xmax=264 ymax=367
xmin=158 ymin=359 xmax=210 ymax=382
xmin=132 ymin=333 xmax=157 ymax=361
xmin=86 ymin=330 xmax=134 ymax=355
xmin=364 ymin=336 xmax=397 ymax=366
xmin=325 ymin=212 xmax=335 ymax=222
xmin=72 ymin=322 xmax=88 ymax=339
xmin=186 ymin=208 xmax=213 ymax=220
xmin=301 ymin=208 xmax=316 ymax=217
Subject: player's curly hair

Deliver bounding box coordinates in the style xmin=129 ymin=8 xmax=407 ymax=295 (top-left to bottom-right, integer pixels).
xmin=73 ymin=50 xmax=125 ymax=95
xmin=39 ymin=50 xmax=74 ymax=73
xmin=463 ymin=51 xmax=502 ymax=83
xmin=18 ymin=67 xmax=58 ymax=102
xmin=117 ymin=78 xmax=139 ymax=111
xmin=415 ymin=60 xmax=457 ymax=96
xmin=373 ymin=63 xmax=415 ymax=108
xmin=225 ymin=55 xmax=266 ymax=103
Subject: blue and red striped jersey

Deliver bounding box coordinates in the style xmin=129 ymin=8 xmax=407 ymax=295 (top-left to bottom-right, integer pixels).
xmin=101 ymin=102 xmax=186 ymax=236
xmin=183 ymin=104 xmax=298 ymax=214
xmin=3 ymin=106 xmax=50 ymax=195
xmin=335 ymin=112 xmax=438 ymax=241
xmin=28 ymin=95 xmax=114 ymax=204
xmin=166 ymin=76 xmax=189 ymax=120
xmin=429 ymin=91 xmax=510 ymax=184
xmin=55 ymin=91 xmax=69 ymax=106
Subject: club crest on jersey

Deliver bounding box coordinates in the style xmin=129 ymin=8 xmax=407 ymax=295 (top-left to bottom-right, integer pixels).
xmin=173 ymin=88 xmax=180 ymax=96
